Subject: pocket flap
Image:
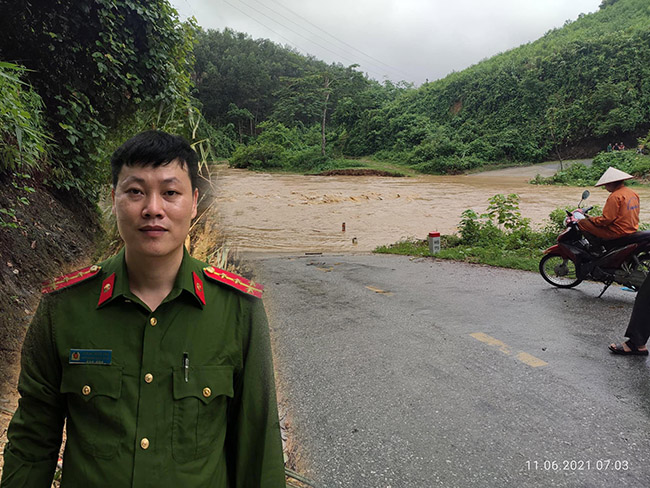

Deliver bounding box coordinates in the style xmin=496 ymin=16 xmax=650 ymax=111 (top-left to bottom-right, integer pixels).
xmin=61 ymin=365 xmax=123 ymax=400
xmin=173 ymin=365 xmax=234 ymax=404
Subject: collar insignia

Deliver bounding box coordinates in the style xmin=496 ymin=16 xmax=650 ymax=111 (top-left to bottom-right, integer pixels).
xmin=97 ymin=273 xmax=116 ymax=306
xmin=193 ymin=271 xmax=206 ymax=305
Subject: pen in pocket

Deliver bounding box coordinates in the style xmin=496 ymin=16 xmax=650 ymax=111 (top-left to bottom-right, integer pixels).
xmin=183 ymin=352 xmax=189 ymax=382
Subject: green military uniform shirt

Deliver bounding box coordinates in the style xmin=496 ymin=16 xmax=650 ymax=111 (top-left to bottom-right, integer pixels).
xmin=2 ymin=248 xmax=285 ymax=487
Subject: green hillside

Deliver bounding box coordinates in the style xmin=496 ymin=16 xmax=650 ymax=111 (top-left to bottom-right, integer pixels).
xmin=348 ymin=0 xmax=650 ymax=172
xmin=194 ymin=0 xmax=650 ymax=174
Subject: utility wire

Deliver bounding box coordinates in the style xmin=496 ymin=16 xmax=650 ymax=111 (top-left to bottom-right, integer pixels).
xmin=249 ymin=0 xmax=403 ymax=80
xmin=175 ymin=0 xmax=198 ymax=20
xmin=223 ymin=0 xmax=304 ymax=50
xmin=232 ymin=0 xmax=389 ymax=79
xmin=261 ymin=0 xmax=415 ymax=80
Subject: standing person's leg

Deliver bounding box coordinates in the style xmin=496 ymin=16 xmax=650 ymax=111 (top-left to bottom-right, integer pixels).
xmin=609 ymin=273 xmax=650 ymax=355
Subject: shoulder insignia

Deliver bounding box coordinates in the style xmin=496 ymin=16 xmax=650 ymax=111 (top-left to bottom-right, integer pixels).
xmin=203 ymin=266 xmax=264 ymax=299
xmin=42 ymin=265 xmax=102 ymax=294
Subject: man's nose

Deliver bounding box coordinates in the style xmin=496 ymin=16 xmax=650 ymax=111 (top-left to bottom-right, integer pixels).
xmin=142 ymin=193 xmax=164 ymax=218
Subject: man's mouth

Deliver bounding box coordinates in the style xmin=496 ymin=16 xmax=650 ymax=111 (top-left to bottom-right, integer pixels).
xmin=140 ymin=225 xmax=167 ymax=236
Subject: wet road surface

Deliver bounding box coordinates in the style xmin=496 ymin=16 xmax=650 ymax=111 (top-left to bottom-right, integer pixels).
xmin=254 ymin=254 xmax=650 ymax=487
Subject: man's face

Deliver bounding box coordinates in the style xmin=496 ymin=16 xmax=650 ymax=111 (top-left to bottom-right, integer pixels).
xmin=112 ymin=160 xmax=198 ymax=260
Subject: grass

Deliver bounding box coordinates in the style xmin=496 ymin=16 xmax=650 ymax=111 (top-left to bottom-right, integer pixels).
xmin=374 ymin=238 xmax=544 ymax=272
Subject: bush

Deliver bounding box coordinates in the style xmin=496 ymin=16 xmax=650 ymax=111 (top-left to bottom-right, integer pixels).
xmin=229 ymin=143 xmax=286 ymax=170
xmin=287 ymin=147 xmax=329 ymax=171
xmin=0 ymin=62 xmax=49 ymax=173
xmin=534 ymin=151 xmax=650 ymax=186
xmin=375 ymin=194 xmax=583 ymax=271
xmin=1 ymin=1 xmax=196 ymax=200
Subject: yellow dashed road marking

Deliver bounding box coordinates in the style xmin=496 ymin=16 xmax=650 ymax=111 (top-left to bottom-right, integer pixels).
xmin=516 ymin=351 xmax=548 ymax=368
xmin=470 ymin=332 xmax=512 ymax=355
xmin=470 ymin=332 xmax=547 ymax=368
xmin=365 ymin=286 xmax=392 ymax=295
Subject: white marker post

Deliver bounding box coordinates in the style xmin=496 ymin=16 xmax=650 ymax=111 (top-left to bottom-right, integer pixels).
xmin=428 ymin=232 xmax=440 ymax=254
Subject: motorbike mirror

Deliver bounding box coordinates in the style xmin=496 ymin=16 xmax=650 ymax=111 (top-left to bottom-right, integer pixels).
xmin=581 ymin=190 xmax=590 ymax=200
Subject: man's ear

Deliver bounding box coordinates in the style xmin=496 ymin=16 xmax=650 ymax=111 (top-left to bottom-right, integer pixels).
xmin=111 ymin=188 xmax=116 ymax=215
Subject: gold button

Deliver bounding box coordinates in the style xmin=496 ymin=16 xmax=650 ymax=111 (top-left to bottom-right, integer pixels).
xmin=140 ymin=438 xmax=150 ymax=450
xmin=144 ymin=373 xmax=153 ymax=383
xmin=103 ymin=283 xmax=112 ymax=293
xmin=82 ymin=385 xmax=91 ymax=396
xmin=206 ymin=266 xmax=215 ymax=273
xmin=89 ymin=265 xmax=99 ymax=272
xmin=202 ymin=387 xmax=212 ymax=398
xmin=149 ymin=317 xmax=157 ymax=326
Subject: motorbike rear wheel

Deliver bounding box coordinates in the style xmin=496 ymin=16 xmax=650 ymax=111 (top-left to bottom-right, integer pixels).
xmin=539 ymin=253 xmax=582 ymax=288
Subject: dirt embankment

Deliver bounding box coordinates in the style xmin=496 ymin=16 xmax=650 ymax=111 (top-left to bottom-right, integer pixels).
xmin=0 ymin=173 xmax=99 ymax=439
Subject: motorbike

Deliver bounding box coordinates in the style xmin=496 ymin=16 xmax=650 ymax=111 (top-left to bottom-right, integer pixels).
xmin=539 ymin=190 xmax=650 ymax=297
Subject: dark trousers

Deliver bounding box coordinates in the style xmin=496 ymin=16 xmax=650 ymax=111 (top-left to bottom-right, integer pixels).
xmin=625 ymin=272 xmax=650 ymax=347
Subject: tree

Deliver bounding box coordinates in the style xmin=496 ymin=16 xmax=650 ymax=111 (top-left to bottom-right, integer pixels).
xmin=0 ymin=0 xmax=195 ymax=200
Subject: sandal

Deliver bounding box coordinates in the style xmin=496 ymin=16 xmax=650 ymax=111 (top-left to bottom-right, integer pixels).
xmin=609 ymin=342 xmax=649 ymax=356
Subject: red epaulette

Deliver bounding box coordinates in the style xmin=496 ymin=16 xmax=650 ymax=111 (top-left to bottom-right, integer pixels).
xmin=203 ymin=266 xmax=264 ymax=299
xmin=41 ymin=265 xmax=102 ymax=294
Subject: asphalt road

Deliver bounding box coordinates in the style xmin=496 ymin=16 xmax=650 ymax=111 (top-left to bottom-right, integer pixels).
xmin=252 ymin=254 xmax=650 ymax=488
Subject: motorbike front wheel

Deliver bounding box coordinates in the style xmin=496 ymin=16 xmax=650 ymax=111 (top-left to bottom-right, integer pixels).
xmin=539 ymin=253 xmax=582 ymax=288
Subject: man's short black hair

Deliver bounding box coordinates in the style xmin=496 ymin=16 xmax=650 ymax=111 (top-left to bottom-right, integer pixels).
xmin=111 ymin=130 xmax=199 ymax=189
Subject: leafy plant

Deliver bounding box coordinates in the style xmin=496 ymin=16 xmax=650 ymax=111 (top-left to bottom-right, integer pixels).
xmin=374 ymin=196 xmax=583 ymax=271
xmin=1 ymin=0 xmax=197 ymax=200
xmin=0 ymin=62 xmax=49 ymax=173
xmin=484 ymin=193 xmax=529 ymax=231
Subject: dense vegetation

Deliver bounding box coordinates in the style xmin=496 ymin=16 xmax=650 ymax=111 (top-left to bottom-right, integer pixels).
xmin=359 ymin=0 xmax=650 ymax=174
xmin=0 ymin=0 xmax=199 ymax=202
xmin=531 ymin=149 xmax=650 ymax=186
xmin=3 ymin=0 xmax=650 ymax=203
xmin=192 ymin=0 xmax=650 ymax=175
xmin=192 ymin=27 xmax=411 ymax=172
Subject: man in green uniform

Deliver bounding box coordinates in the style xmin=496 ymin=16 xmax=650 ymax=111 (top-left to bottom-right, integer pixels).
xmin=2 ymin=131 xmax=286 ymax=487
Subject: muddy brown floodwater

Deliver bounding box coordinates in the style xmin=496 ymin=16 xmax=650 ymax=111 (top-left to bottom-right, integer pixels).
xmin=211 ymin=164 xmax=650 ymax=254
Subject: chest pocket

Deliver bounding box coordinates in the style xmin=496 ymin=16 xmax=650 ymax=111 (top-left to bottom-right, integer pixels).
xmin=171 ymin=365 xmax=234 ymax=463
xmin=60 ymin=365 xmax=124 ymax=459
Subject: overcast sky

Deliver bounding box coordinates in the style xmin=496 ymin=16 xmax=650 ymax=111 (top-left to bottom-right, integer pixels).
xmin=171 ymin=0 xmax=603 ymax=86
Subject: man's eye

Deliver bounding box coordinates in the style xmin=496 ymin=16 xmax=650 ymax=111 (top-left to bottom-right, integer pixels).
xmin=128 ymin=189 xmax=142 ymax=195
xmin=165 ymin=191 xmax=178 ymax=196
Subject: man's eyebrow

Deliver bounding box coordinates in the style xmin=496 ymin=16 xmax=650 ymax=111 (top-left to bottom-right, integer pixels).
xmin=120 ymin=176 xmax=182 ymax=185
xmin=121 ymin=175 xmax=146 ymax=185
xmin=162 ymin=177 xmax=182 ymax=184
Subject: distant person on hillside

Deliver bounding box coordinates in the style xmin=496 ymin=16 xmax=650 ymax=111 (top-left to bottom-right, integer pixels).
xmin=619 ymin=142 xmax=626 ymax=150
xmin=607 ymin=142 xmax=613 ymax=152
xmin=609 ymin=272 xmax=650 ymax=356
xmin=577 ymin=166 xmax=639 ymax=242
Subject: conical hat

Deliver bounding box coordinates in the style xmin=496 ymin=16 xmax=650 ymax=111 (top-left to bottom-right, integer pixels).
xmin=595 ymin=166 xmax=633 ymax=186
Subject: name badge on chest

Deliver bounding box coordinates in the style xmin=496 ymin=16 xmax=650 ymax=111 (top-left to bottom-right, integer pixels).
xmin=69 ymin=349 xmax=112 ymax=365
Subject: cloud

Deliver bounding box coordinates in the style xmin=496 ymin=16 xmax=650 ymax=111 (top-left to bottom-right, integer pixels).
xmin=173 ymin=0 xmax=602 ymax=84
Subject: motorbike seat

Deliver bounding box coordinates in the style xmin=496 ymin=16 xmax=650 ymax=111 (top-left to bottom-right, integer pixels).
xmin=604 ymin=231 xmax=650 ymax=249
